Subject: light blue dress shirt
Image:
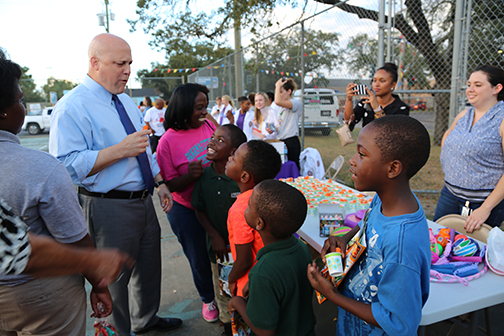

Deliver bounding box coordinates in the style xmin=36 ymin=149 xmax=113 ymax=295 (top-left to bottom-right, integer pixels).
xmin=49 ymin=75 xmax=160 ymax=193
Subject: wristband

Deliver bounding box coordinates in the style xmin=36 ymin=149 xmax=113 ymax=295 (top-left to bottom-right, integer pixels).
xmin=373 ymin=105 xmax=383 ymax=113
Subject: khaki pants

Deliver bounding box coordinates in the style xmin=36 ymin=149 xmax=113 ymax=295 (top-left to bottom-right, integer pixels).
xmin=211 ymin=262 xmax=232 ymax=323
xmin=0 ymin=274 xmax=86 ymax=336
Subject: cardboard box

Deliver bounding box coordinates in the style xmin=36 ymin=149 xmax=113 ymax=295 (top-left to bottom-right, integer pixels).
xmin=265 ymin=140 xmax=287 ymax=163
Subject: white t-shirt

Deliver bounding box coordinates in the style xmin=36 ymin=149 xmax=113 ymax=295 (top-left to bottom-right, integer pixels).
xmin=276 ymin=98 xmax=302 ymax=140
xmin=144 ymin=106 xmax=166 ymax=136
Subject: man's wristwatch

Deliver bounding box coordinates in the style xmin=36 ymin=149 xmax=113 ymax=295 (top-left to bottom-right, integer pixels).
xmin=155 ymin=180 xmax=167 ymax=189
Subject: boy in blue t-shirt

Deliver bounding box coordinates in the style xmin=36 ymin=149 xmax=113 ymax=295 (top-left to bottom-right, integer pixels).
xmin=191 ymin=124 xmax=247 ymax=334
xmin=308 ymin=116 xmax=431 ymax=336
xmin=228 ymin=179 xmax=316 ymax=336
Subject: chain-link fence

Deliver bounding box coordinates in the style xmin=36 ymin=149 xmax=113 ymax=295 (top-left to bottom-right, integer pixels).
xmin=23 ymin=0 xmax=502 ymax=215
xmin=184 ymin=1 xmax=453 ymax=200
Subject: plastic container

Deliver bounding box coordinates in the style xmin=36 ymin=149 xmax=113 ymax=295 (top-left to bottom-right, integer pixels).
xmin=326 ymin=248 xmax=344 ymax=277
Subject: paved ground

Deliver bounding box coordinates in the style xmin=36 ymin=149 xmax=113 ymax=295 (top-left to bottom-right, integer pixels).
xmin=19 ymin=131 xmax=504 ymax=336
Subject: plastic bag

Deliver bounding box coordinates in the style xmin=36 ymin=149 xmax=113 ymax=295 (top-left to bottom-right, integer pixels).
xmin=486 ymin=227 xmax=504 ymax=275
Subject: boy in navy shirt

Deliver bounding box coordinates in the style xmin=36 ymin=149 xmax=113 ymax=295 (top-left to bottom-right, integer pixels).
xmin=308 ymin=115 xmax=431 ymax=336
xmin=228 ymin=179 xmax=316 ymax=336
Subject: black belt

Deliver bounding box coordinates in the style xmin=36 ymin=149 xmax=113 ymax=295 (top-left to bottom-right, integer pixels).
xmin=78 ymin=187 xmax=149 ymax=200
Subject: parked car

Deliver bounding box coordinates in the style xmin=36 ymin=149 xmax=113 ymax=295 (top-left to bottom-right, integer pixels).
xmin=410 ymin=101 xmax=426 ymax=110
xmin=293 ymin=88 xmax=341 ymax=136
xmin=22 ymin=107 xmax=53 ymax=135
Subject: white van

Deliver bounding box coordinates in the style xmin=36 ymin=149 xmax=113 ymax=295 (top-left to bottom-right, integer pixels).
xmin=293 ymin=88 xmax=341 ymax=136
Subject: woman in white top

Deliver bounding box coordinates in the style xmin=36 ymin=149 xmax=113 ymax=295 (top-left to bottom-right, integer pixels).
xmin=252 ymin=92 xmax=279 ymax=140
xmin=216 ymin=95 xmax=236 ymax=125
xmin=274 ymin=77 xmax=303 ymax=169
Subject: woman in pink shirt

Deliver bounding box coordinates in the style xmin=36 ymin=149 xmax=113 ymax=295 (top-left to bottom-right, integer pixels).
xmin=156 ymin=84 xmax=219 ymax=323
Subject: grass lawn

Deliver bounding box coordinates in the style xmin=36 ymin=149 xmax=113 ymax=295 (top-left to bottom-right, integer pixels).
xmin=301 ymin=128 xmax=442 ymax=219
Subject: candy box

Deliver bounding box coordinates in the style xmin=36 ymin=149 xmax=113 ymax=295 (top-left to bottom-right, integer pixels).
xmin=319 ymin=212 xmax=345 ymax=237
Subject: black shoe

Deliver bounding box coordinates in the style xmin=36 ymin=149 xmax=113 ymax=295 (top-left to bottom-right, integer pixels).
xmin=221 ymin=322 xmax=232 ymax=336
xmin=134 ymin=317 xmax=183 ymax=334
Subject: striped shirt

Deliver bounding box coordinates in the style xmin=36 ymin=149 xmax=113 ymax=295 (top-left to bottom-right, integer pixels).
xmin=0 ymin=198 xmax=31 ymax=275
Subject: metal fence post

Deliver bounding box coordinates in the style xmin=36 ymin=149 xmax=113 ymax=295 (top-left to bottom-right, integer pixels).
xmin=300 ymin=21 xmax=305 ymax=150
xmin=449 ymin=0 xmax=465 ymax=126
xmin=256 ymin=43 xmax=260 ymax=94
xmin=386 ymin=0 xmax=393 ymax=62
xmin=377 ymin=0 xmax=386 ymax=68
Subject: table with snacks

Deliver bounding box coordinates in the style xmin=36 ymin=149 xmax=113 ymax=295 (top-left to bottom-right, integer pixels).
xmin=283 ymin=177 xmax=504 ymax=335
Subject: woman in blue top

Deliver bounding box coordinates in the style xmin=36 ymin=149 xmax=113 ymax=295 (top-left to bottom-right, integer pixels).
xmin=434 ymin=65 xmax=504 ymax=232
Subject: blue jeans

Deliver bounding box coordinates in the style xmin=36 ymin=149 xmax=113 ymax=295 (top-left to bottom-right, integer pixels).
xmin=434 ymin=186 xmax=504 ymax=228
xmin=167 ymin=201 xmax=214 ymax=303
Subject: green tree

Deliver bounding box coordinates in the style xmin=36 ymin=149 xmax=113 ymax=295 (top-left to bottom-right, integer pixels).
xmin=344 ymin=34 xmax=378 ymax=78
xmin=129 ymin=0 xmax=304 ymax=97
xmin=42 ymin=77 xmax=77 ymax=100
xmin=245 ymin=27 xmax=341 ymax=92
xmin=128 ymin=1 xmax=302 ymax=46
xmin=136 ymin=40 xmax=235 ymax=99
xmin=19 ymin=66 xmax=45 ymax=103
xmin=315 ymin=0 xmax=456 ymax=145
xmin=344 ymin=33 xmax=430 ymax=90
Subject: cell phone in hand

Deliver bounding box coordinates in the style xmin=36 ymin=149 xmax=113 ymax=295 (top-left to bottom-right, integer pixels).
xmin=355 ymin=84 xmax=368 ymax=96
xmin=266 ymin=122 xmax=277 ymax=132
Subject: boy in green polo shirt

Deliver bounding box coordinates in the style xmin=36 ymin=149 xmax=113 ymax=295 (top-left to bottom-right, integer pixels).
xmin=228 ymin=179 xmax=316 ymax=336
xmin=192 ymin=124 xmax=247 ymax=334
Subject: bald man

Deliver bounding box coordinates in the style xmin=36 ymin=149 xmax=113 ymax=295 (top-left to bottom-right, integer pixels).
xmin=144 ymin=98 xmax=166 ymax=153
xmin=49 ymin=34 xmax=182 ymax=335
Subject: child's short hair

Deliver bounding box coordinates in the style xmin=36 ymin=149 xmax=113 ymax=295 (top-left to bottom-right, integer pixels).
xmin=370 ymin=115 xmax=430 ymax=178
xmin=220 ymin=124 xmax=247 ymax=150
xmin=255 ymin=179 xmax=307 ymax=239
xmin=242 ymin=140 xmax=282 ymax=184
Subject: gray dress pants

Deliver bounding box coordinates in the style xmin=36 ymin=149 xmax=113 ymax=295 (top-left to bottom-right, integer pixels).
xmin=79 ymin=194 xmax=161 ymax=336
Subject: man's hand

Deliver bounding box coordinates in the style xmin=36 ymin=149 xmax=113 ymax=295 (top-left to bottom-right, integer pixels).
xmin=187 ymin=160 xmax=204 ymax=180
xmin=86 ymin=248 xmax=135 ymax=288
xmin=157 ymin=184 xmax=173 ymax=213
xmin=90 ymin=287 xmax=113 ymax=318
xmin=118 ymin=129 xmax=151 ymax=158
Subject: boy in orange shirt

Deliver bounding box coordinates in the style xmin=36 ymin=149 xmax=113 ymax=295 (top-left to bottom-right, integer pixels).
xmin=224 ymin=140 xmax=282 ymax=297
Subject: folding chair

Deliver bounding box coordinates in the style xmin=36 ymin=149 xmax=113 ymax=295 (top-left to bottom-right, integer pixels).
xmin=323 ymin=155 xmax=344 ymax=180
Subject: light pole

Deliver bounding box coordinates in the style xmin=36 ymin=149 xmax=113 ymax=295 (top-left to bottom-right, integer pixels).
xmin=97 ymin=0 xmax=115 ymax=33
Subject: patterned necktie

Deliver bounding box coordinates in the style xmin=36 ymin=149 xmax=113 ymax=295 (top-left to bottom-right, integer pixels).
xmin=112 ymin=94 xmax=154 ymax=195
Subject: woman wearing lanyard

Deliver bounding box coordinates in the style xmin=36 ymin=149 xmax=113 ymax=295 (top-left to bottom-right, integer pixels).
xmin=344 ymin=62 xmax=409 ymax=131
xmin=274 ymin=77 xmax=303 ymax=169
xmin=217 ymin=95 xmax=235 ymax=125
xmin=252 ymin=92 xmax=279 ymax=140
xmin=434 ymin=65 xmax=504 ymax=232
